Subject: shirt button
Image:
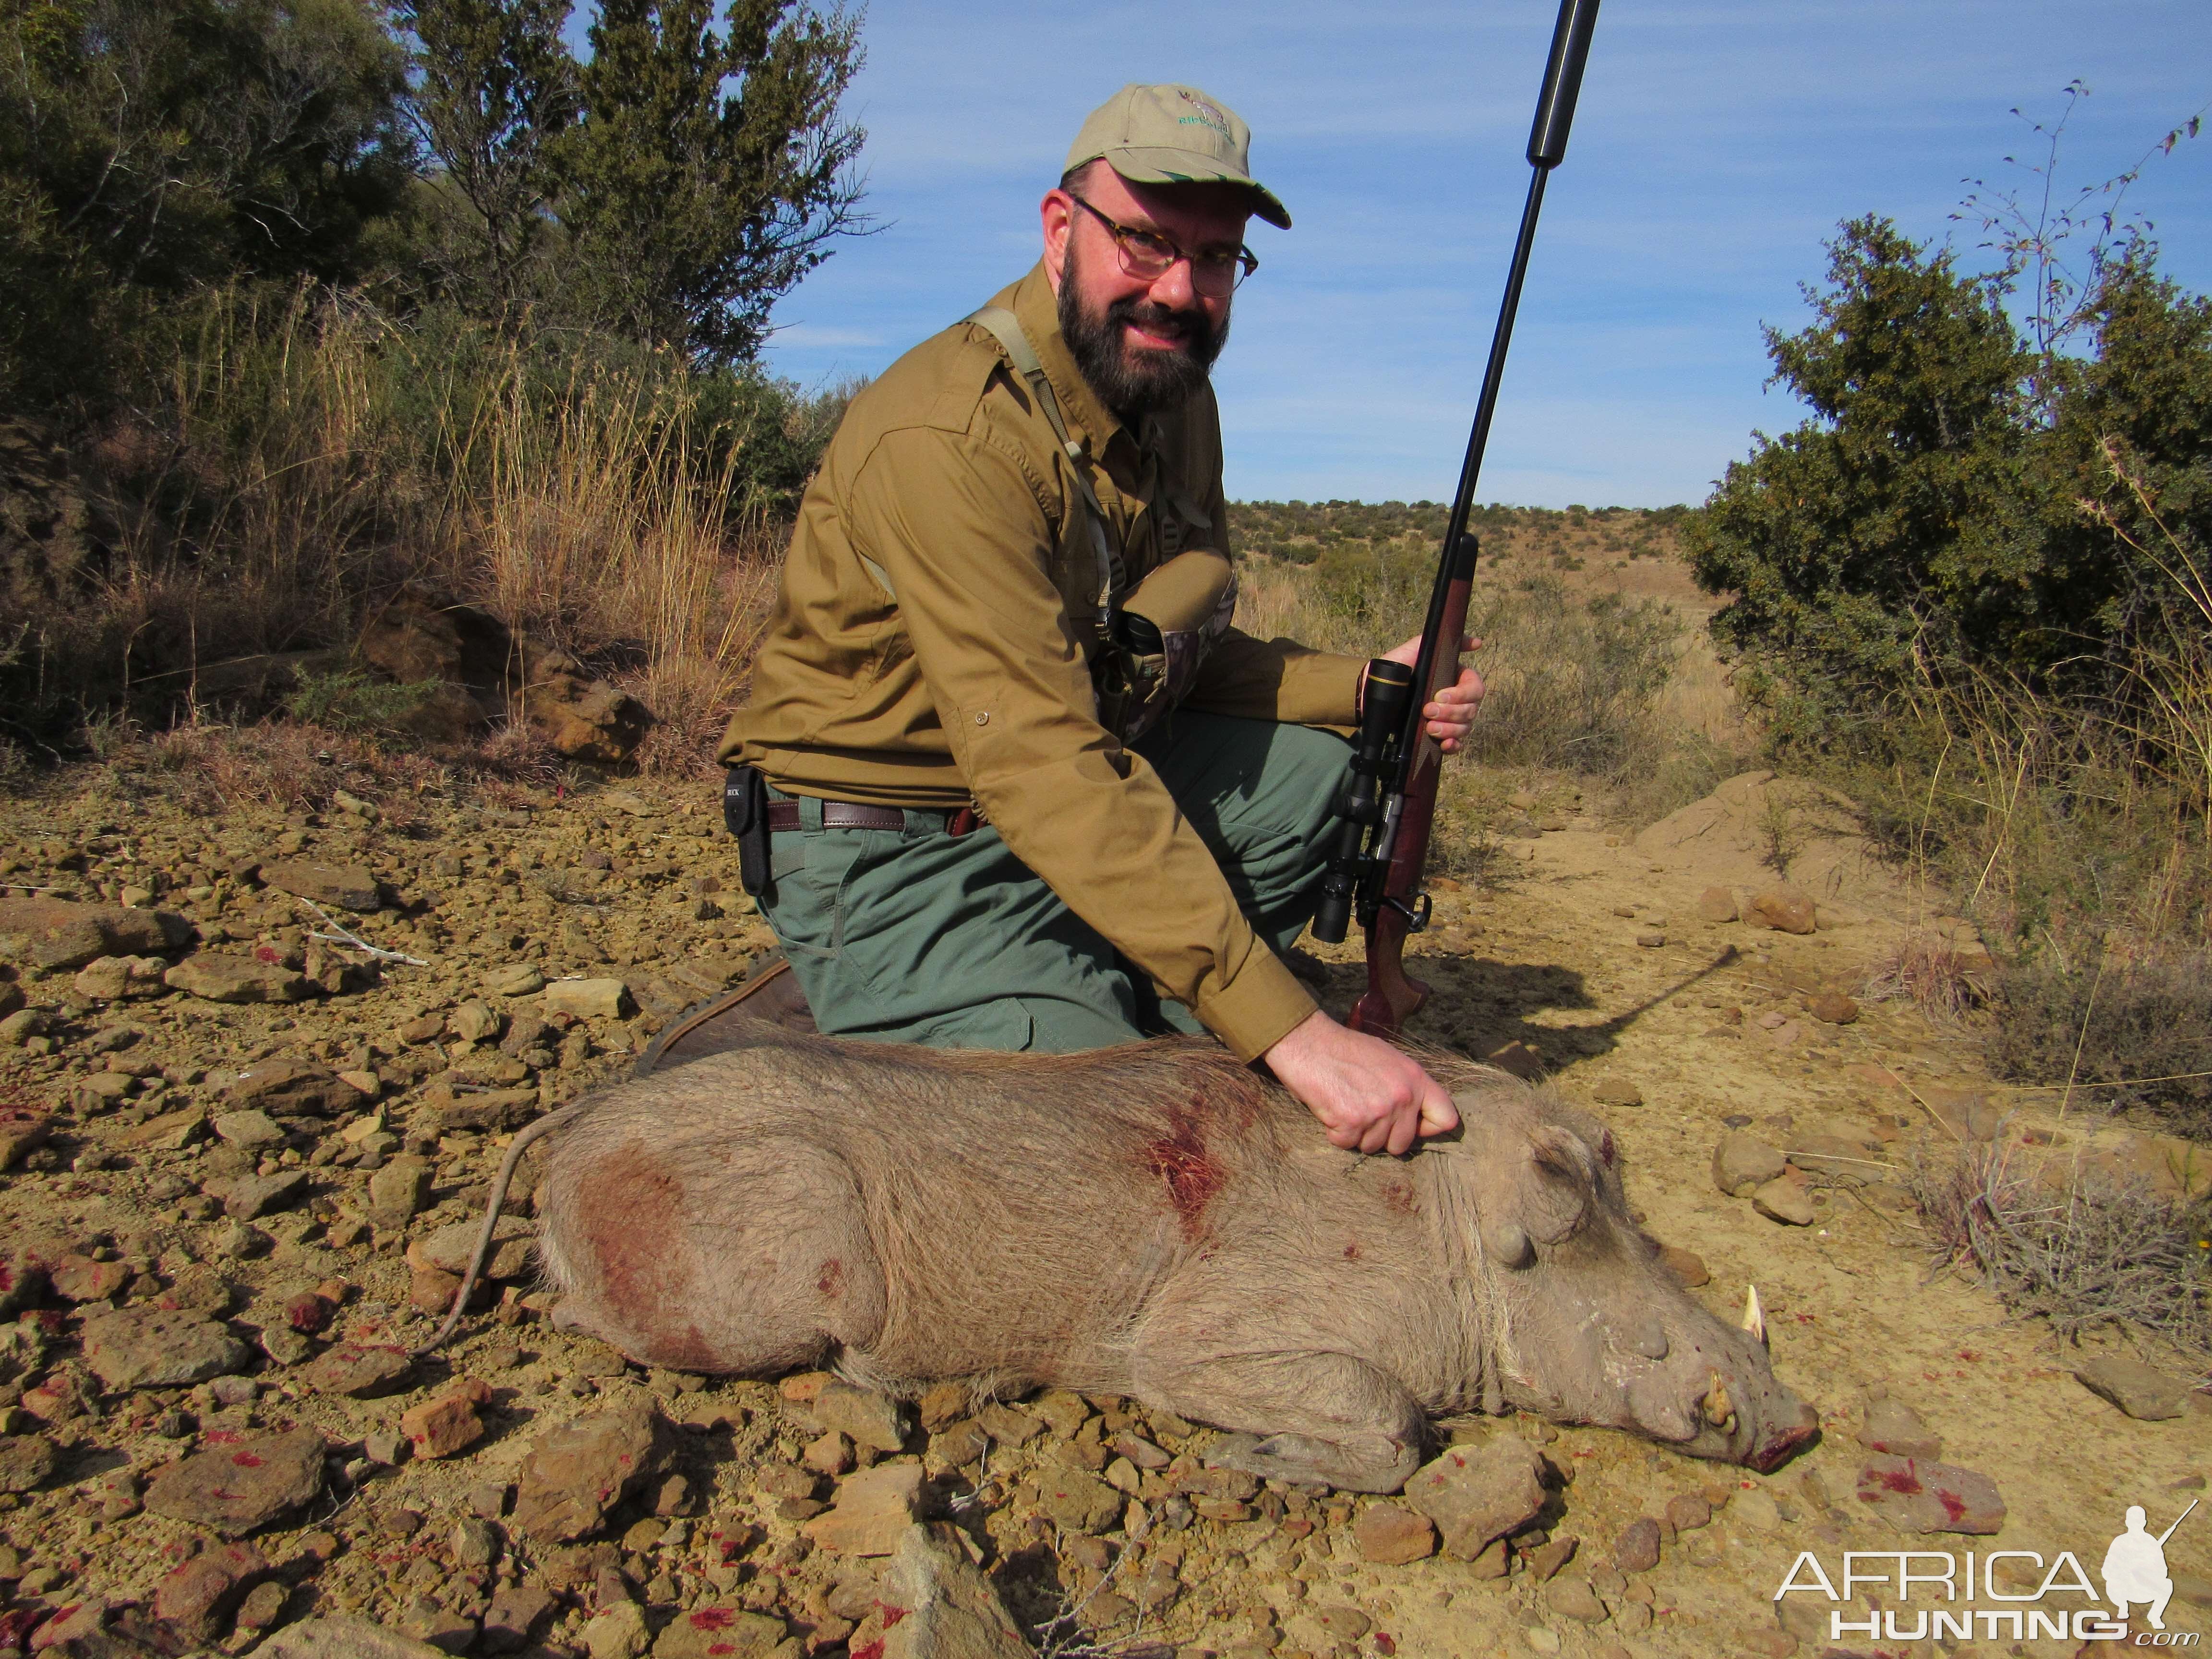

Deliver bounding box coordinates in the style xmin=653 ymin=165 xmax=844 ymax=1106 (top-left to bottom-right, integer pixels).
xmin=974 ymin=712 xmax=989 ymax=725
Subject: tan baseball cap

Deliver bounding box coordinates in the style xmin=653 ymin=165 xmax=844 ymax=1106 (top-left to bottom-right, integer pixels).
xmin=1064 ymin=83 xmax=1291 ymax=230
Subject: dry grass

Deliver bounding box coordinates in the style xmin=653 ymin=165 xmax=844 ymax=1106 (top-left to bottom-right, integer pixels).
xmin=433 ymin=351 xmax=785 ymax=773
xmin=1241 ymin=545 xmax=1748 ymax=859
xmin=1244 ymin=559 xmax=1707 ymax=781
xmin=1862 ymin=929 xmax=1994 ymax=1023
xmin=13 ymin=287 xmax=793 ymax=778
xmin=1912 ymin=1136 xmax=2212 ymax=1352
xmin=85 ymin=711 xmax=575 ymax=827
xmin=1829 ymin=459 xmax=2212 ymax=1121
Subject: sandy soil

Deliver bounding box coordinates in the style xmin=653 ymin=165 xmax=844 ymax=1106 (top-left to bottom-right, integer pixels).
xmin=0 ymin=758 xmax=2205 ymax=1659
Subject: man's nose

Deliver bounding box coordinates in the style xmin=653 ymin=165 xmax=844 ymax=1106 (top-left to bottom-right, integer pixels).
xmin=1145 ymin=256 xmax=1199 ymax=311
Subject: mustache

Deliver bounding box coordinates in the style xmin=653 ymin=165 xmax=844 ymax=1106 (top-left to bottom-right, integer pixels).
xmin=1107 ymin=295 xmax=1209 ymax=350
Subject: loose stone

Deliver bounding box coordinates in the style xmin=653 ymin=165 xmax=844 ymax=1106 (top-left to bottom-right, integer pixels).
xmin=144 ymin=1424 xmax=326 ymax=1537
xmin=80 ymin=1308 xmax=250 ymax=1390
xmin=260 ymin=861 xmax=383 ymax=913
xmin=165 ymin=955 xmax=310 ymax=1004
xmin=400 ymin=1377 xmax=494 ymax=1460
xmin=1751 ymin=1175 xmax=1817 ymax=1226
xmin=2076 ymin=1355 xmax=2190 ymax=1421
xmin=1854 ymin=1455 xmax=2006 ymax=1534
xmin=1403 ymin=1440 xmax=1546 ymax=1560
xmin=803 ymin=1463 xmax=927 ymax=1556
xmin=1857 ymin=1397 xmax=1944 ymax=1458
xmin=1354 ymin=1503 xmax=1437 ymax=1564
xmin=511 ymin=1399 xmax=669 ymax=1543
xmin=1712 ymin=1133 xmax=1788 ymax=1197
xmin=1614 ymin=1517 xmax=1662 ymax=1573
xmin=1747 ymin=888 xmax=1817 ymax=934
xmin=810 ymin=1379 xmax=909 ymax=1454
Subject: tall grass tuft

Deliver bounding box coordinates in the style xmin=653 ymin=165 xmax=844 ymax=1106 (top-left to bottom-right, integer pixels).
xmin=436 ymin=347 xmax=784 ymax=770
xmin=12 ymin=286 xmax=817 ymax=773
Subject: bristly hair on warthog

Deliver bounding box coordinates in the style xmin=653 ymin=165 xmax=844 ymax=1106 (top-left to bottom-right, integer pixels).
xmin=426 ymin=1029 xmax=1816 ymax=1487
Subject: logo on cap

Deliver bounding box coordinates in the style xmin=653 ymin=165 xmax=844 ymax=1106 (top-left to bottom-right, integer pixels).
xmin=1175 ymin=89 xmax=1231 ymax=139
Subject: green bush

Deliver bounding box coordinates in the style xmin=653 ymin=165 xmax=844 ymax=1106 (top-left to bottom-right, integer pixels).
xmin=1688 ymin=215 xmax=2212 ymax=745
xmin=1690 ymin=118 xmax=2212 ymax=1122
xmin=0 ymin=0 xmax=415 ymax=414
xmin=281 ymin=665 xmax=447 ymax=739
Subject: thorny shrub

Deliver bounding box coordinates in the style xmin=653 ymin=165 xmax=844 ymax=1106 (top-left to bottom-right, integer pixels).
xmin=1913 ymin=1135 xmax=2212 ymax=1352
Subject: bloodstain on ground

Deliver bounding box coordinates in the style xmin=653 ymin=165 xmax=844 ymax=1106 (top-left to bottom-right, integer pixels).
xmin=1145 ymin=1105 xmax=1226 ymax=1241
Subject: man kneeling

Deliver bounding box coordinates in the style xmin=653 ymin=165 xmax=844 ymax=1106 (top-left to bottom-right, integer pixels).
xmin=719 ymin=84 xmax=1481 ymax=1155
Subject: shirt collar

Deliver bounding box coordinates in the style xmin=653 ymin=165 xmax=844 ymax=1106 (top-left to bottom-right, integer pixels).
xmin=1010 ymin=262 xmax=1131 ymax=461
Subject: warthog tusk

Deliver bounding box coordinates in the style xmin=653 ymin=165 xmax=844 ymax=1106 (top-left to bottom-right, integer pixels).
xmin=1742 ymin=1283 xmax=1766 ymax=1346
xmin=1703 ymin=1370 xmax=1733 ymax=1428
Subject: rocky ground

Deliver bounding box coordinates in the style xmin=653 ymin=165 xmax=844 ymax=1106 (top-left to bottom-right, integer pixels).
xmin=0 ymin=760 xmax=2208 ymax=1659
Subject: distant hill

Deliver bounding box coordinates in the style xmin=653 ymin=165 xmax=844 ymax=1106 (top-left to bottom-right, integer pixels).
xmin=1227 ymin=501 xmax=1709 ymax=615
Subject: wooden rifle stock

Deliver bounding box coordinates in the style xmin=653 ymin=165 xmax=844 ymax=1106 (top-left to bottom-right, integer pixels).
xmin=1345 ymin=0 xmax=1599 ymax=1037
xmin=1348 ymin=548 xmax=1476 ymax=1034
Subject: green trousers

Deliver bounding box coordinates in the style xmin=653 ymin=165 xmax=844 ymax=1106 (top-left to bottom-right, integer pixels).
xmin=760 ymin=712 xmax=1349 ymax=1051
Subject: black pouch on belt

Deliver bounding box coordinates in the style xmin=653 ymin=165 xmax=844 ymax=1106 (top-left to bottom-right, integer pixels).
xmin=722 ymin=765 xmax=772 ymax=896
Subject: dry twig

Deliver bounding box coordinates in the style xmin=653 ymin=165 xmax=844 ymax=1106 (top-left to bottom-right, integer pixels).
xmin=296 ymin=898 xmax=428 ymax=966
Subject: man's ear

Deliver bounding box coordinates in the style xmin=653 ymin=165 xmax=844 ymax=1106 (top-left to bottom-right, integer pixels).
xmin=1041 ymin=190 xmax=1073 ymax=294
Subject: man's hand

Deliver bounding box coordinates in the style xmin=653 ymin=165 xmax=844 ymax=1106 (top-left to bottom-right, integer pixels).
xmin=1379 ymin=632 xmax=1486 ymax=753
xmin=1263 ymin=1009 xmax=1460 ymax=1154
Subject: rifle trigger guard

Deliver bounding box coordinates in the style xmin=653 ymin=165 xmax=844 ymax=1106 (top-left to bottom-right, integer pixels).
xmin=1387 ymin=892 xmax=1433 ymax=932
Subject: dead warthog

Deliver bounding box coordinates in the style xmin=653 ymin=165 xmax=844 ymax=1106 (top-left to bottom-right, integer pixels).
xmin=496 ymin=1029 xmax=1814 ymax=1491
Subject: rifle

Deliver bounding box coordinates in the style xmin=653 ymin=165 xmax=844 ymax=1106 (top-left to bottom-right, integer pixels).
xmin=1310 ymin=0 xmax=1601 ymax=1035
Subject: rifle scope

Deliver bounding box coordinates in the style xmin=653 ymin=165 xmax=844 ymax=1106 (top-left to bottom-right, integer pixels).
xmin=1312 ymin=660 xmax=1415 ymax=944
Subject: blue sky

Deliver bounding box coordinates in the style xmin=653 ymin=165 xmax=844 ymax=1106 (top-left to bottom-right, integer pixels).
xmin=681 ymin=1 xmax=2209 ymax=507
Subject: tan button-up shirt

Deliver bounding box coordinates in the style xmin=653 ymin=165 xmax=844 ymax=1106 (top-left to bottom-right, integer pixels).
xmin=719 ymin=264 xmax=1362 ymax=1060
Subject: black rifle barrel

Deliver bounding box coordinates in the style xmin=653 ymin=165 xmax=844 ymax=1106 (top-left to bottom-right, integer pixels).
xmin=1393 ymin=0 xmax=1600 ymax=784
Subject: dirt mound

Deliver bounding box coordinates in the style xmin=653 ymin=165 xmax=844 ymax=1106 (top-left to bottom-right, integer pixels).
xmin=1633 ymin=769 xmax=1912 ymax=925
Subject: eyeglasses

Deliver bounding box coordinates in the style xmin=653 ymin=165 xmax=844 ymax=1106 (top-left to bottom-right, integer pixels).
xmin=1067 ymin=194 xmax=1259 ymax=297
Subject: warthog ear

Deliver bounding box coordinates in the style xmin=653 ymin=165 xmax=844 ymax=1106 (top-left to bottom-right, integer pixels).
xmin=1512 ymin=1125 xmax=1597 ymax=1243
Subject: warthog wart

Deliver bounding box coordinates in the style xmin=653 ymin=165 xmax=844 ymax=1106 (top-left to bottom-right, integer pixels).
xmin=435 ymin=1022 xmax=1816 ymax=1492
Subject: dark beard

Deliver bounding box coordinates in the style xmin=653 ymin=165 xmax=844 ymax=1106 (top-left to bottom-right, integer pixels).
xmin=1058 ymin=240 xmax=1229 ymax=421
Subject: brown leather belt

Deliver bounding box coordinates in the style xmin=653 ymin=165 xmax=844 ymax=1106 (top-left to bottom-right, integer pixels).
xmin=765 ymin=800 xmax=983 ymax=837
